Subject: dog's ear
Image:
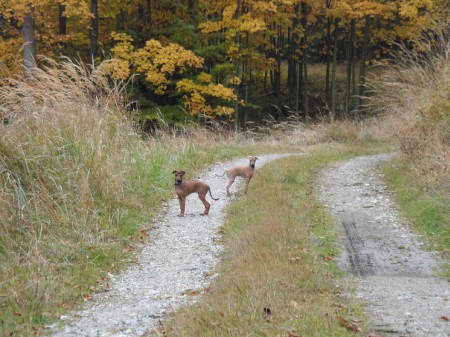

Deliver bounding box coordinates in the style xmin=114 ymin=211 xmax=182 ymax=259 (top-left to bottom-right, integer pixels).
xmin=180 ymin=171 xmax=186 ymax=175
xmin=172 ymin=170 xmax=177 ymax=174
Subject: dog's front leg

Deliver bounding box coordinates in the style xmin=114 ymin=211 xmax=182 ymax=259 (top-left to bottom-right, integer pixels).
xmin=178 ymin=196 xmax=185 ymax=217
xmin=244 ymin=177 xmax=251 ymax=193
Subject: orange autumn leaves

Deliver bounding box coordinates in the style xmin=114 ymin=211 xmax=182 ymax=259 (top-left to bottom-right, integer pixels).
xmin=105 ymin=32 xmax=236 ymax=117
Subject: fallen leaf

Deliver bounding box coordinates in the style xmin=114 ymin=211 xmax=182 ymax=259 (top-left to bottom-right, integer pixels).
xmin=288 ymin=330 xmax=300 ymax=337
xmin=337 ymin=315 xmax=361 ymax=332
xmin=188 ymin=290 xmax=200 ymax=296
xmin=82 ymin=294 xmax=92 ymax=301
xmin=440 ymin=315 xmax=449 ymax=321
xmin=139 ymin=229 xmax=149 ymax=237
xmin=332 ymin=302 xmax=346 ymax=311
xmin=323 ymin=256 xmax=333 ymax=261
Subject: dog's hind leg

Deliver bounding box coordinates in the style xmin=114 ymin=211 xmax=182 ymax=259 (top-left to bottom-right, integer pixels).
xmin=226 ymin=177 xmax=236 ymax=196
xmin=198 ymin=194 xmax=210 ymax=215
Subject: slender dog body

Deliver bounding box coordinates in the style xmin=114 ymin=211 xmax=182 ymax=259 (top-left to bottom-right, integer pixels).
xmin=172 ymin=170 xmax=219 ymax=217
xmin=224 ymin=156 xmax=258 ymax=196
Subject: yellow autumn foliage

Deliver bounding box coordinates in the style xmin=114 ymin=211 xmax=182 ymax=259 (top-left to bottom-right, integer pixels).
xmin=108 ymin=33 xmax=236 ymax=116
xmin=176 ymin=77 xmax=236 ymax=116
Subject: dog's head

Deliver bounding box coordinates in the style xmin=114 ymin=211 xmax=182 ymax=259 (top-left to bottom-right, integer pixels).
xmin=249 ymin=156 xmax=258 ymax=168
xmin=172 ymin=170 xmax=186 ymax=185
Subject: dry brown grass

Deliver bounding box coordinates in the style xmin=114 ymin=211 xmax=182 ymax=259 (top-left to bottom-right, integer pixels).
xmin=366 ymin=24 xmax=450 ymax=183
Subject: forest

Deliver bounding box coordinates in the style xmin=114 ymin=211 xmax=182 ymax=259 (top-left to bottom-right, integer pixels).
xmin=1 ymin=0 xmax=448 ymax=128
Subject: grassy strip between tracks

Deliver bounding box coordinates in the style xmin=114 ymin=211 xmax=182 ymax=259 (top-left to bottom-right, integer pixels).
xmin=161 ymin=143 xmax=388 ymax=337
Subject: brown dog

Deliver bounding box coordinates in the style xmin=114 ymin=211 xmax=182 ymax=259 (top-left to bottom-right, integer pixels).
xmin=172 ymin=170 xmax=219 ymax=217
xmin=223 ymin=156 xmax=258 ymax=196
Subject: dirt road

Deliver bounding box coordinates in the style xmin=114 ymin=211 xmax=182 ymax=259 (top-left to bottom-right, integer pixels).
xmin=49 ymin=153 xmax=301 ymax=337
xmin=49 ymin=152 xmax=449 ymax=337
xmin=319 ymin=153 xmax=449 ymax=337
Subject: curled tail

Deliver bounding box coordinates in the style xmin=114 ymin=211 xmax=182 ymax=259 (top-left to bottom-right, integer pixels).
xmin=208 ymin=188 xmax=220 ymax=201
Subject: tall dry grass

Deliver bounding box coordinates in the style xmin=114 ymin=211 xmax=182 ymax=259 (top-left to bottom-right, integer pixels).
xmin=0 ymin=58 xmax=157 ymax=332
xmin=0 ymin=58 xmax=265 ymax=334
xmin=366 ymin=24 xmax=450 ymax=183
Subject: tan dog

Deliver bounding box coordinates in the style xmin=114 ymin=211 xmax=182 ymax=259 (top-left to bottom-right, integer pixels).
xmin=223 ymin=156 xmax=258 ymax=196
xmin=172 ymin=170 xmax=219 ymax=217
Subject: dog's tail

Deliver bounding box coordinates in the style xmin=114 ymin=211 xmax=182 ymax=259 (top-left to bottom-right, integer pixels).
xmin=208 ymin=188 xmax=220 ymax=201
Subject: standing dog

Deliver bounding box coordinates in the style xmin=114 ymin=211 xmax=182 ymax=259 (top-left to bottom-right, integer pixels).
xmin=172 ymin=170 xmax=219 ymax=217
xmin=223 ymin=156 xmax=258 ymax=196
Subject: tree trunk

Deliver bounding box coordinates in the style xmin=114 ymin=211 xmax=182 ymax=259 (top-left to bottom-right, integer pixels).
xmin=292 ymin=3 xmax=300 ymax=114
xmin=345 ymin=19 xmax=355 ymax=115
xmin=301 ymin=2 xmax=309 ymax=119
xmin=147 ymin=0 xmax=152 ymax=24
xmin=90 ymin=0 xmax=99 ymax=62
xmin=299 ymin=58 xmax=303 ymax=113
xmin=188 ymin=0 xmax=197 ymax=22
xmin=357 ymin=15 xmax=371 ymax=110
xmin=233 ymin=0 xmax=242 ymax=132
xmin=274 ymin=25 xmax=282 ymax=108
xmin=325 ymin=17 xmax=332 ymax=107
xmin=287 ymin=27 xmax=293 ymax=105
xmin=264 ymin=70 xmax=269 ymax=93
xmin=58 ymin=4 xmax=66 ymax=35
xmin=275 ymin=55 xmax=281 ymax=108
xmin=295 ymin=59 xmax=300 ymax=114
xmin=234 ymin=60 xmax=240 ymax=132
xmin=23 ymin=5 xmax=36 ymax=80
xmin=352 ymin=34 xmax=358 ymax=112
xmin=330 ymin=18 xmax=339 ymax=121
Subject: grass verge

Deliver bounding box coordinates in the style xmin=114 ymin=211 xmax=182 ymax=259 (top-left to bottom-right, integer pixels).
xmin=383 ymin=159 xmax=450 ymax=275
xmin=162 ymin=142 xmax=386 ymax=337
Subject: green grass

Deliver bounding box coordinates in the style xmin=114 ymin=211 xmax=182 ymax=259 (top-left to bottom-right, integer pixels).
xmin=0 ymin=131 xmax=262 ymax=335
xmin=383 ymin=159 xmax=450 ymax=274
xmin=163 ymin=142 xmax=386 ymax=337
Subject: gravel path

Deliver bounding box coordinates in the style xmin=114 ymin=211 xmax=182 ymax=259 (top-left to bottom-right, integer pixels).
xmin=49 ymin=153 xmax=303 ymax=337
xmin=318 ymin=153 xmax=450 ymax=337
